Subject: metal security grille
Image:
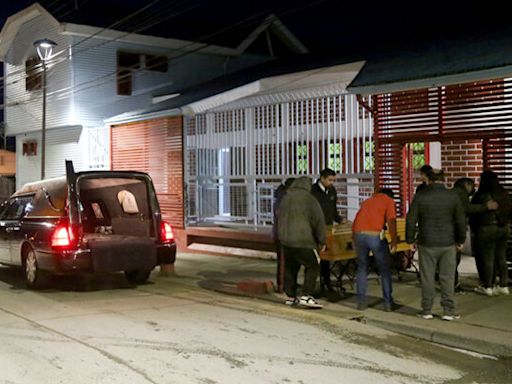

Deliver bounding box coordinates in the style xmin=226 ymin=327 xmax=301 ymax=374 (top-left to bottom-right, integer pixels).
xmin=185 ymin=94 xmax=375 ymax=227
xmin=374 ymin=78 xmax=512 ymax=215
xmin=87 ymin=126 xmax=109 ymax=170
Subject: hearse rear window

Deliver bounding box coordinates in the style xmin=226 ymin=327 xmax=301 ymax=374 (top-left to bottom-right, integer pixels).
xmin=2 ymin=196 xmax=34 ymax=220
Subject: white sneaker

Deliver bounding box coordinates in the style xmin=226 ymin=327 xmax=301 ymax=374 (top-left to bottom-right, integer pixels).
xmin=474 ymin=286 xmax=493 ymax=296
xmin=299 ymin=295 xmax=323 ymax=309
xmin=493 ymin=286 xmax=510 ymax=295
xmin=416 ymin=311 xmax=434 ymax=320
xmin=285 ymin=297 xmax=299 ymax=306
xmin=442 ymin=313 xmax=461 ymax=321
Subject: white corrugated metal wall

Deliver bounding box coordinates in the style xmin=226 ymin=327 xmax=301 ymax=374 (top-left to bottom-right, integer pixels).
xmin=45 ymin=126 xmax=84 ymax=178
xmin=4 ymin=15 xmax=73 ymax=136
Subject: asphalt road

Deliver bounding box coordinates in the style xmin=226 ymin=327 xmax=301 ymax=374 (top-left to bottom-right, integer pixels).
xmin=0 ymin=258 xmax=510 ymax=384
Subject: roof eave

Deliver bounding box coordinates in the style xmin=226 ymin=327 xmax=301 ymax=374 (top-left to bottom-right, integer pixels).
xmin=183 ymin=81 xmax=263 ymax=114
xmin=62 ymin=23 xmax=241 ymax=56
xmin=104 ymin=108 xmax=183 ymax=125
xmin=347 ymin=65 xmax=512 ymax=95
xmin=106 ymin=60 xmax=366 ymax=124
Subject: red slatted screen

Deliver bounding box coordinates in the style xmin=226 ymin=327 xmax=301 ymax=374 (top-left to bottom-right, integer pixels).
xmin=374 ymin=78 xmax=512 ymax=215
xmin=375 ymin=141 xmax=405 ymax=215
xmin=111 ymin=117 xmax=184 ymax=228
xmin=483 ymin=136 xmax=512 ymax=192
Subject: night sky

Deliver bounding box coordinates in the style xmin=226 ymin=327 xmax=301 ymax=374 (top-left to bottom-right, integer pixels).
xmin=1 ymin=0 xmax=510 ymax=59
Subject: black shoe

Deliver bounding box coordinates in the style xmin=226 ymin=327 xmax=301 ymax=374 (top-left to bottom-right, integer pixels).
xmin=454 ymin=285 xmax=466 ymax=294
xmin=384 ymin=302 xmax=399 ymax=312
xmin=322 ymin=285 xmax=336 ymax=293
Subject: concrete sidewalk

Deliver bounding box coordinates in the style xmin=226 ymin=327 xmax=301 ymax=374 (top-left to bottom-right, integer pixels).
xmin=171 ymin=252 xmax=512 ymax=358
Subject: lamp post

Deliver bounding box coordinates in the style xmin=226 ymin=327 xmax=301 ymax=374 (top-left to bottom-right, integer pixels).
xmin=33 ymin=38 xmax=57 ymax=180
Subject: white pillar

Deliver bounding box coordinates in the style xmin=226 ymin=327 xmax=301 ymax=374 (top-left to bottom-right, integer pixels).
xmin=429 ymin=141 xmax=442 ymax=168
xmin=347 ymin=177 xmax=359 ymax=221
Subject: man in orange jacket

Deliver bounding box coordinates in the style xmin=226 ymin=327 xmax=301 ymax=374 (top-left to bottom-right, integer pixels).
xmin=352 ymin=188 xmax=398 ymax=311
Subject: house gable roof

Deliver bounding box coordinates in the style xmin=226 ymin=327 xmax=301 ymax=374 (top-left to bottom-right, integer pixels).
xmin=1 ymin=2 xmax=309 ymax=60
xmin=0 ymin=3 xmax=60 ymax=59
xmin=235 ymin=14 xmax=309 ymax=55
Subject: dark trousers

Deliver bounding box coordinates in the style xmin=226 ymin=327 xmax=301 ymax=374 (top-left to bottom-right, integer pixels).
xmin=471 ymin=233 xmax=486 ymax=285
xmin=476 ymin=225 xmax=510 ymax=288
xmin=455 ymin=250 xmax=461 ymax=287
xmin=275 ymin=240 xmax=285 ymax=293
xmin=320 ymin=260 xmax=332 ymax=290
xmin=283 ymin=246 xmax=320 ymax=298
xmin=418 ymin=245 xmax=457 ymax=314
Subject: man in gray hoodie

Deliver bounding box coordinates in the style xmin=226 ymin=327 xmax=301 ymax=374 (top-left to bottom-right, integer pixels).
xmin=278 ymin=176 xmax=326 ymax=308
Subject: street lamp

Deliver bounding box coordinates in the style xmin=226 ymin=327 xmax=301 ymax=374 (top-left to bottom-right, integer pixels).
xmin=33 ymin=38 xmax=57 ymax=180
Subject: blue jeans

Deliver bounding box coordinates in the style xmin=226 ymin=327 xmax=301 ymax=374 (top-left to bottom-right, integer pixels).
xmin=355 ymin=233 xmax=393 ymax=305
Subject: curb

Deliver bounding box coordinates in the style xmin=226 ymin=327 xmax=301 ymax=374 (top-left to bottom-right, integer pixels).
xmin=364 ymin=316 xmax=512 ymax=357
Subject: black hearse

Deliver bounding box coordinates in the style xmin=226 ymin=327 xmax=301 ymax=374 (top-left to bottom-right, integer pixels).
xmin=0 ymin=161 xmax=175 ymax=288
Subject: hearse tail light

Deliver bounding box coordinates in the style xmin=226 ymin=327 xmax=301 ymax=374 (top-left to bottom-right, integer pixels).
xmin=51 ymin=223 xmax=77 ymax=249
xmin=160 ymin=221 xmax=174 ymax=243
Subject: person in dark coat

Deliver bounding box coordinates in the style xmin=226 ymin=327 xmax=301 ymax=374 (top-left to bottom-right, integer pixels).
xmin=415 ymin=164 xmax=433 ymax=195
xmin=406 ymin=169 xmax=466 ymax=321
xmin=452 ymin=178 xmax=497 ymax=291
xmin=273 ymin=177 xmax=295 ymax=293
xmin=470 ymin=170 xmax=511 ymax=296
xmin=311 ymin=168 xmax=342 ymax=293
xmin=278 ymin=177 xmax=326 ymax=308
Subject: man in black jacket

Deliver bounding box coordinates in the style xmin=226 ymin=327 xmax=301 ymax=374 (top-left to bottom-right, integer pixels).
xmin=311 ymin=168 xmax=342 ymax=292
xmin=406 ymin=169 xmax=466 ymax=321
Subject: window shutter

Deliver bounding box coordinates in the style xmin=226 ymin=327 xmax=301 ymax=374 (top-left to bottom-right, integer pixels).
xmin=111 ymin=117 xmax=184 ymax=228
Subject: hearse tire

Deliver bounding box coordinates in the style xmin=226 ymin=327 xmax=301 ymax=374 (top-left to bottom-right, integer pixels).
xmin=124 ymin=269 xmax=151 ymax=284
xmin=23 ymin=247 xmax=48 ymax=290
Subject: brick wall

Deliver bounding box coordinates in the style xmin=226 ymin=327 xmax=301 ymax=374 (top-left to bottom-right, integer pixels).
xmin=441 ymin=139 xmax=483 ymax=187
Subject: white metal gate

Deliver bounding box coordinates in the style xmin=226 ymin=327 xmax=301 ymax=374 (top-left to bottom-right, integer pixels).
xmin=185 ymin=94 xmax=375 ymax=227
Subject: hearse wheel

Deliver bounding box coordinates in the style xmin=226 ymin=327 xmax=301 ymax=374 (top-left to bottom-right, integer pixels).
xmin=124 ymin=269 xmax=151 ymax=284
xmin=23 ymin=247 xmax=47 ymax=289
